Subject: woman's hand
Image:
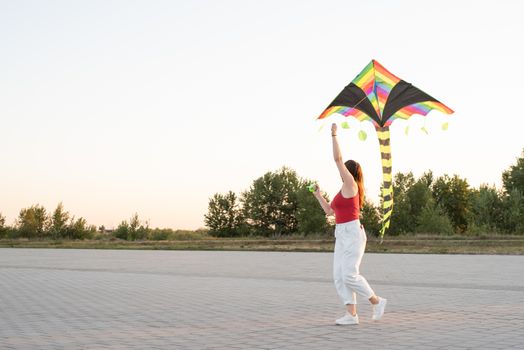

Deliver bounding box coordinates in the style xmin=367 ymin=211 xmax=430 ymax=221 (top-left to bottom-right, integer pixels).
xmin=311 ymin=184 xmax=334 ymax=216
xmin=331 ymin=123 xmax=337 ymax=136
xmin=313 ymin=184 xmax=322 ymax=198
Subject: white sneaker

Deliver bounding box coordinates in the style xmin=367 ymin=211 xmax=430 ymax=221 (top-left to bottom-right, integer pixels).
xmin=335 ymin=313 xmax=359 ymax=325
xmin=372 ymin=297 xmax=387 ymax=321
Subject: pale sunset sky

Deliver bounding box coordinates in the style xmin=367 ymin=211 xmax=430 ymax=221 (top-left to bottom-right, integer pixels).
xmin=1 ymin=0 xmax=523 ymax=229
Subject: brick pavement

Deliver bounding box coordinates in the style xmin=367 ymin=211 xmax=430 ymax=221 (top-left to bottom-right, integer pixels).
xmin=0 ymin=249 xmax=523 ymax=349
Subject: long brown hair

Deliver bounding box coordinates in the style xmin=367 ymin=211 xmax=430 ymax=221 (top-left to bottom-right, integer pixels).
xmin=344 ymin=160 xmax=365 ymax=207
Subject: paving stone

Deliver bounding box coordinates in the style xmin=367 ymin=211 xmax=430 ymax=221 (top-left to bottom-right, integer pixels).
xmin=0 ymin=249 xmax=523 ymax=349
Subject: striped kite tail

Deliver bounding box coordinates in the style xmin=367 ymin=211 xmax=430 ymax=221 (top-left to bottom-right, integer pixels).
xmin=376 ymin=126 xmax=393 ymax=242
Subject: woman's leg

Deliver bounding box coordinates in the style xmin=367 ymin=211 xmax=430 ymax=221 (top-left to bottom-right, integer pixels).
xmin=340 ymin=224 xmax=375 ymax=301
xmin=333 ymin=234 xmax=357 ymax=309
xmin=334 ymin=234 xmax=360 ymax=325
xmin=345 ymin=303 xmax=357 ymax=316
xmin=369 ymin=295 xmax=380 ymax=304
xmin=343 ymin=225 xmax=387 ymax=320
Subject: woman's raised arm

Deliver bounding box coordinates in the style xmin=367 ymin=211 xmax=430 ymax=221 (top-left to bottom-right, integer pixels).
xmin=331 ymin=123 xmax=356 ymax=190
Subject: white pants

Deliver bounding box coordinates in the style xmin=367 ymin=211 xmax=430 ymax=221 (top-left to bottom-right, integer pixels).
xmin=333 ymin=219 xmax=375 ymax=305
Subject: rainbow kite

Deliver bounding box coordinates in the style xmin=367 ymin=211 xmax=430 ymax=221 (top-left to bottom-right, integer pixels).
xmin=318 ymin=60 xmax=454 ymax=238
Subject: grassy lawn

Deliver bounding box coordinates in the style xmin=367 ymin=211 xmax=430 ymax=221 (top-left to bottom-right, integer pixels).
xmin=1 ymin=235 xmax=523 ymax=254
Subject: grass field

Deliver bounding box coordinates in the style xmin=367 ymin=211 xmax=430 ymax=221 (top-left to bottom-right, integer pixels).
xmin=1 ymin=235 xmax=523 ymax=254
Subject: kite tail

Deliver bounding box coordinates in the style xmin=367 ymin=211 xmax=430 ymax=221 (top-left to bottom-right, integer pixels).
xmin=376 ymin=126 xmax=393 ymax=243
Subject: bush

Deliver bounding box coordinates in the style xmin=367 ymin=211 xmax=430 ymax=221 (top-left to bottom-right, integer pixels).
xmin=113 ymin=213 xmax=151 ymax=240
xmin=168 ymin=229 xmax=209 ymax=240
xmin=148 ymin=228 xmax=173 ymax=240
xmin=65 ymin=217 xmax=96 ymax=240
xmin=114 ymin=220 xmax=130 ymax=240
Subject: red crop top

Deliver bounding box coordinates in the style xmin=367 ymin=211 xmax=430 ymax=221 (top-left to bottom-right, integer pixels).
xmin=330 ymin=191 xmax=360 ymax=224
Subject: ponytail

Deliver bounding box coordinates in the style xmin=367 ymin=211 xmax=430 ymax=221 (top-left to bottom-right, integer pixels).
xmin=344 ymin=160 xmax=365 ymax=207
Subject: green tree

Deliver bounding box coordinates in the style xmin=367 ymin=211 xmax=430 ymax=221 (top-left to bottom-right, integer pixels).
xmin=418 ymin=170 xmax=434 ymax=188
xmin=361 ymin=200 xmax=381 ymax=236
xmin=113 ymin=213 xmax=150 ymax=240
xmin=407 ymin=180 xmax=434 ymax=225
xmin=502 ymin=148 xmax=524 ymax=195
xmin=49 ymin=203 xmax=70 ymax=239
xmin=432 ymin=174 xmax=471 ymax=233
xmin=0 ymin=212 xmax=6 ymax=238
xmin=204 ymin=191 xmax=244 ymax=237
xmin=469 ymin=185 xmax=504 ymax=233
xmin=501 ymin=189 xmax=524 ymax=234
xmin=389 ymin=172 xmax=415 ymax=234
xmin=66 ymin=217 xmax=96 ymax=240
xmin=114 ymin=220 xmax=130 ymax=240
xmin=497 ymin=149 xmax=524 ymax=234
xmin=128 ymin=213 xmax=150 ymax=240
xmin=241 ymin=167 xmax=300 ymax=236
xmin=415 ymin=200 xmax=454 ymax=234
xmin=17 ymin=205 xmax=49 ymax=238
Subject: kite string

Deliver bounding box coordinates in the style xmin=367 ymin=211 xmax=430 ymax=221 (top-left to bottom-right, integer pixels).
xmin=317 ymin=93 xmax=370 ymax=131
xmin=345 ymin=94 xmax=369 ymax=114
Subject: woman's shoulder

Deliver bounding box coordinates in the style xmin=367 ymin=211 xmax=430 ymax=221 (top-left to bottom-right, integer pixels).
xmin=340 ymin=184 xmax=358 ymax=199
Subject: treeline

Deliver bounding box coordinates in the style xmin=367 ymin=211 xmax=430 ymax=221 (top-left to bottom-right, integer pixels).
xmin=381 ymin=148 xmax=524 ymax=235
xmin=0 ymin=203 xmax=97 ymax=240
xmin=2 ymin=149 xmax=523 ymax=240
xmin=0 ymin=205 xmax=206 ymax=241
xmin=205 ymin=149 xmax=524 ymax=237
xmin=365 ymin=171 xmax=524 ymax=235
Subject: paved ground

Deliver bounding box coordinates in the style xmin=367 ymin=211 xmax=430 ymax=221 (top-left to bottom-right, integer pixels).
xmin=0 ymin=249 xmax=523 ymax=350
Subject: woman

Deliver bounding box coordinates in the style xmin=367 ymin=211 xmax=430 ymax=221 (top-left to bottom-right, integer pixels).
xmin=313 ymin=123 xmax=387 ymax=325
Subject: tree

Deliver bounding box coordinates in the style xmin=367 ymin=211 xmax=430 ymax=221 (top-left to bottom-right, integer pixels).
xmin=114 ymin=220 xmax=130 ymax=240
xmin=17 ymin=205 xmax=49 ymax=238
xmin=49 ymin=203 xmax=70 ymax=239
xmin=469 ymin=185 xmax=504 ymax=233
xmin=415 ymin=200 xmax=454 ymax=234
xmin=500 ymin=189 xmax=524 ymax=234
xmin=360 ymin=200 xmax=381 ymax=236
xmin=389 ymin=172 xmax=415 ymax=234
xmin=407 ymin=180 xmax=434 ymax=225
xmin=66 ymin=217 xmax=96 ymax=240
xmin=495 ymin=150 xmax=524 ymax=234
xmin=127 ymin=213 xmax=150 ymax=240
xmin=502 ymin=148 xmax=524 ymax=195
xmin=418 ymin=170 xmax=434 ymax=188
xmin=0 ymin=212 xmax=6 ymax=238
xmin=113 ymin=213 xmax=150 ymax=240
xmin=432 ymin=175 xmax=471 ymax=233
xmin=204 ymin=191 xmax=244 ymax=237
xmin=205 ymin=170 xmax=329 ymax=237
xmin=241 ymin=167 xmax=300 ymax=236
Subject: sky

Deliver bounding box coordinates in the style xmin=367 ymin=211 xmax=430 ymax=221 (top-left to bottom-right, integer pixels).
xmin=1 ymin=0 xmax=523 ymax=229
